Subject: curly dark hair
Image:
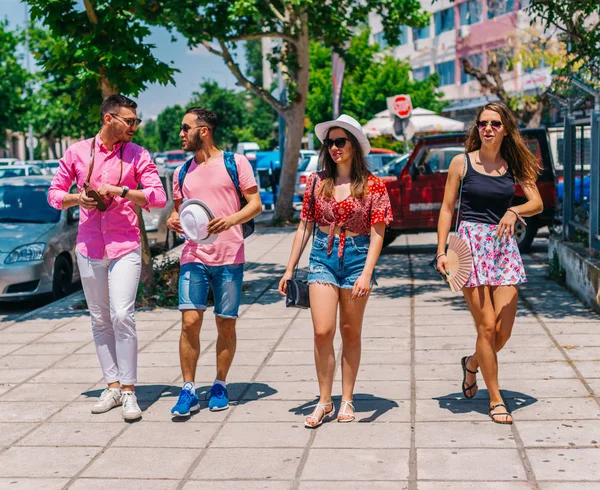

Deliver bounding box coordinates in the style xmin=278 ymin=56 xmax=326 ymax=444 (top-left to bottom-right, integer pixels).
xmin=185 ymin=107 xmax=218 ymax=132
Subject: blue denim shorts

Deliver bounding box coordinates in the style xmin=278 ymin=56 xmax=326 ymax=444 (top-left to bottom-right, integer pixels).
xmin=308 ymin=230 xmax=371 ymax=289
xmin=179 ymin=263 xmax=244 ymax=318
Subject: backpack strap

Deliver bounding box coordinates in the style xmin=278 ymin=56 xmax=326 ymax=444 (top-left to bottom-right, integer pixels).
xmin=178 ymin=157 xmax=195 ymax=199
xmin=223 ymin=151 xmax=242 ymax=198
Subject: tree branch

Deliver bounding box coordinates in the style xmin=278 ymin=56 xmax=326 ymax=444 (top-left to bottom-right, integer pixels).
xmin=217 ymin=40 xmax=286 ymax=114
xmin=83 ymin=0 xmax=98 ymax=25
xmin=267 ymin=2 xmax=286 ymax=23
xmin=228 ymin=31 xmax=297 ymax=45
xmin=201 ymin=40 xmax=224 ymax=57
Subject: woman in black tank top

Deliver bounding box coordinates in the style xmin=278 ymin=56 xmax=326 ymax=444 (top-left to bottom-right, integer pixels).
xmin=436 ymin=103 xmax=543 ymax=425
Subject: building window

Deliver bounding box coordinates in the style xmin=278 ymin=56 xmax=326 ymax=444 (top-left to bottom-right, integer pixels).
xmin=460 ymin=53 xmax=484 ymax=84
xmin=398 ymin=25 xmax=410 ymax=46
xmin=436 ymin=60 xmax=456 ymax=86
xmin=459 ymin=0 xmax=482 ymax=25
xmin=412 ymin=22 xmax=431 ymax=41
xmin=413 ymin=66 xmax=431 ymax=81
xmin=487 ymin=0 xmax=516 ymax=19
xmin=434 ymin=7 xmax=455 ymax=35
xmin=374 ymin=31 xmax=388 ymax=49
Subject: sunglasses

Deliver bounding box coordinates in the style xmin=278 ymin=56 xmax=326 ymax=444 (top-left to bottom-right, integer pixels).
xmin=324 ymin=137 xmax=349 ymax=149
xmin=110 ymin=113 xmax=142 ymax=127
xmin=180 ymin=124 xmax=211 ymax=134
xmin=477 ymin=120 xmax=503 ymax=130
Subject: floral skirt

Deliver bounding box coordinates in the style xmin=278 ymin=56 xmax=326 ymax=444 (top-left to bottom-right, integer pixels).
xmin=457 ymin=220 xmax=527 ymax=287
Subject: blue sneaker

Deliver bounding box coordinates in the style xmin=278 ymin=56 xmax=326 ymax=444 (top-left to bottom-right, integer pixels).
xmin=207 ymin=383 xmax=229 ymax=411
xmin=171 ymin=383 xmax=200 ymax=417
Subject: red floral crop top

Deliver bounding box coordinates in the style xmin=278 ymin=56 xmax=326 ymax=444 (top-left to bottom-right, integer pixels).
xmin=300 ymin=172 xmax=393 ymax=258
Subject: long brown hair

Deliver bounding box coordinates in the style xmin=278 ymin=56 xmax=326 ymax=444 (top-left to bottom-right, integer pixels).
xmin=318 ymin=127 xmax=370 ymax=199
xmin=465 ymin=102 xmax=541 ymax=183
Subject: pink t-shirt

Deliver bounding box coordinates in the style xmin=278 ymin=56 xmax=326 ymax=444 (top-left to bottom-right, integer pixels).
xmin=173 ymin=152 xmax=257 ymax=266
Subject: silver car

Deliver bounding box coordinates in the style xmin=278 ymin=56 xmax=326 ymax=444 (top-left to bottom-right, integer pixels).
xmin=143 ymin=167 xmax=181 ymax=251
xmin=295 ymin=155 xmax=320 ymax=199
xmin=0 ymin=176 xmax=80 ymax=301
xmin=0 ymin=165 xmax=44 ymax=179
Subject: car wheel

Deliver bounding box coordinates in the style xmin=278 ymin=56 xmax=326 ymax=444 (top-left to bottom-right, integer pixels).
xmin=166 ymin=230 xmax=176 ymax=250
xmin=515 ymin=220 xmax=537 ymax=253
xmin=383 ymin=229 xmax=400 ymax=248
xmin=52 ymin=255 xmax=73 ymax=300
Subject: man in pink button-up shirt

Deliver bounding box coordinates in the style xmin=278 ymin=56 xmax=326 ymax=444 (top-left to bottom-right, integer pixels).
xmin=48 ymin=94 xmax=166 ymax=421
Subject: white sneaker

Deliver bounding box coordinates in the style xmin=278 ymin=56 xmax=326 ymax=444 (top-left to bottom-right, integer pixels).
xmin=121 ymin=391 xmax=142 ymax=421
xmin=91 ymin=389 xmax=122 ymax=414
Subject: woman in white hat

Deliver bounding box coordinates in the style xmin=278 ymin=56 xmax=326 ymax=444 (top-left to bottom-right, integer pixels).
xmin=279 ymin=114 xmax=392 ymax=428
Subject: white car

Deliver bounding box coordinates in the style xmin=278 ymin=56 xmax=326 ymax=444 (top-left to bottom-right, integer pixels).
xmin=0 ymin=158 xmax=19 ymax=166
xmin=0 ymin=165 xmax=44 ymax=179
xmin=295 ymin=155 xmax=320 ymax=199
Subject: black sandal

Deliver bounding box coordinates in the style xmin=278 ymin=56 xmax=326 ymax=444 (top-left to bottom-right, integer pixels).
xmin=489 ymin=403 xmax=513 ymax=425
xmin=461 ymin=356 xmax=478 ymax=399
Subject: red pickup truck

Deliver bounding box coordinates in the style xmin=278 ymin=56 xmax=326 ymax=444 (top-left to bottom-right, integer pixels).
xmin=380 ymin=128 xmax=557 ymax=252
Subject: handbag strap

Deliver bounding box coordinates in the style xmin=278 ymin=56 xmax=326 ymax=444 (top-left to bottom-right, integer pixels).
xmin=455 ymin=152 xmax=468 ymax=233
xmin=84 ymin=136 xmax=124 ymax=188
xmin=293 ymin=173 xmax=318 ymax=279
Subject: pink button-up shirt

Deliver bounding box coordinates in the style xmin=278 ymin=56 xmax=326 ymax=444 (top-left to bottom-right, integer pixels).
xmin=48 ymin=134 xmax=167 ymax=259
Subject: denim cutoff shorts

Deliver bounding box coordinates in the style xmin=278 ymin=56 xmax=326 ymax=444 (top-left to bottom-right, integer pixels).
xmin=179 ymin=262 xmax=244 ymax=318
xmin=308 ymin=229 xmax=371 ymax=289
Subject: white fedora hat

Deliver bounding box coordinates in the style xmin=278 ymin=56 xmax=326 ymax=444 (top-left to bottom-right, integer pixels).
xmin=179 ymin=199 xmax=218 ymax=245
xmin=314 ymin=114 xmax=371 ymax=156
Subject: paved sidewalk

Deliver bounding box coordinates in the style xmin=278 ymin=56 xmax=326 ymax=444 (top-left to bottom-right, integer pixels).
xmin=0 ymin=228 xmax=599 ymax=489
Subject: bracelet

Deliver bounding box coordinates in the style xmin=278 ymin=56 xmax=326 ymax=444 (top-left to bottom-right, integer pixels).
xmin=436 ymin=253 xmax=447 ymax=259
xmin=507 ymin=208 xmax=527 ymax=226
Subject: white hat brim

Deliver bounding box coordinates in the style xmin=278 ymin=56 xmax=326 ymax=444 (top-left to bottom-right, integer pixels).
xmin=179 ymin=199 xmax=218 ymax=245
xmin=314 ymin=119 xmax=371 ymax=156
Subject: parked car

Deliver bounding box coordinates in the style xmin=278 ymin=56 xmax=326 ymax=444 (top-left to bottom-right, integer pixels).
xmin=366 ymin=150 xmax=400 ymax=175
xmin=381 ymin=128 xmax=557 ymax=252
xmin=34 ymin=160 xmax=61 ymax=175
xmin=0 ymin=158 xmax=19 ymax=166
xmin=164 ymin=150 xmax=189 ymax=168
xmin=143 ymin=167 xmax=182 ymax=251
xmin=372 ymin=152 xmax=411 ymax=177
xmin=0 ymin=176 xmax=80 ymax=300
xmin=0 ymin=165 xmax=44 ymax=179
xmin=295 ymin=155 xmax=319 ymax=199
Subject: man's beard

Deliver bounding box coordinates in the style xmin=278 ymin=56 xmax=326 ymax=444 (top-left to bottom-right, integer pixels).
xmin=187 ymin=132 xmax=203 ymax=152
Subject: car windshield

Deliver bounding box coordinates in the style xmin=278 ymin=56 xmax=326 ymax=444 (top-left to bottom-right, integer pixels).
xmin=298 ymin=157 xmax=312 ymax=172
xmin=167 ymin=153 xmax=186 ymax=161
xmin=0 ymin=168 xmax=26 ymax=179
xmin=0 ymin=185 xmax=60 ymax=223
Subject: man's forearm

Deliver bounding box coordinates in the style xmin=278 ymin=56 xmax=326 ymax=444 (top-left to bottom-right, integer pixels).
xmin=62 ymin=193 xmax=80 ymax=210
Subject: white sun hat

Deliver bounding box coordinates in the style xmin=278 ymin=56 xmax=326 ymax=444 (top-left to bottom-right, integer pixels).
xmin=314 ymin=114 xmax=371 ymax=156
xmin=179 ymin=199 xmax=218 ymax=245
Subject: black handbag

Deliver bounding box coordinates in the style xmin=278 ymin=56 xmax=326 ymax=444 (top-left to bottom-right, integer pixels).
xmin=286 ymin=175 xmax=318 ymax=309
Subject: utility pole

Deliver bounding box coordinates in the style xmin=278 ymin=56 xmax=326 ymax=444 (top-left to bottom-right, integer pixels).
xmin=24 ymin=5 xmax=34 ymax=161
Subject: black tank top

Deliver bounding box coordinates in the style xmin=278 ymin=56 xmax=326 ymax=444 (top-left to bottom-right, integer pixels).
xmin=460 ymin=153 xmax=515 ymax=225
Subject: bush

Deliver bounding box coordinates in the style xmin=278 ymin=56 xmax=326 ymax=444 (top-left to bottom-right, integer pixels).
xmin=136 ymin=254 xmax=181 ymax=308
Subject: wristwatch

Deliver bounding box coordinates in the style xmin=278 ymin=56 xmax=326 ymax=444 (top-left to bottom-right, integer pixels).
xmin=121 ymin=186 xmax=130 ymax=198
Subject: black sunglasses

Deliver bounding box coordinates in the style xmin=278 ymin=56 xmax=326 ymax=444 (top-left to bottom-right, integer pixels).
xmin=110 ymin=113 xmax=142 ymax=127
xmin=477 ymin=120 xmax=502 ymax=130
xmin=180 ymin=124 xmax=211 ymax=134
xmin=324 ymin=137 xmax=349 ymax=149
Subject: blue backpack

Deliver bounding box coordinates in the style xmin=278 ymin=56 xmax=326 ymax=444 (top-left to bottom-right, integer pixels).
xmin=178 ymin=151 xmax=254 ymax=238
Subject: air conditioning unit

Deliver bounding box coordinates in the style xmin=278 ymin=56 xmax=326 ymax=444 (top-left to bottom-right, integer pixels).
xmin=458 ymin=26 xmax=471 ymax=39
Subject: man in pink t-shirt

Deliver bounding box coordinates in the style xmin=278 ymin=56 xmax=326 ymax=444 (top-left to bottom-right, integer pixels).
xmin=167 ymin=107 xmax=262 ymax=417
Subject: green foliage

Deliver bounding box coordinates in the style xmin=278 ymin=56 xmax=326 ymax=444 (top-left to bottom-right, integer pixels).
xmin=245 ymin=39 xmax=263 ymax=85
xmin=132 ymin=118 xmax=160 ymax=153
xmin=136 ymin=254 xmax=180 ymax=308
xmin=156 ymin=105 xmax=185 ymax=151
xmin=368 ymin=136 xmax=406 ymax=154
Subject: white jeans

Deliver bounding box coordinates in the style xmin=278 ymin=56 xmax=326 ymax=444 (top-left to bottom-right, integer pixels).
xmin=77 ymin=247 xmax=142 ymax=385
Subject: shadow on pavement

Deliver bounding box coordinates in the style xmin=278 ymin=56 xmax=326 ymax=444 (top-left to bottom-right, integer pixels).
xmin=289 ymin=394 xmax=399 ymax=423
xmin=433 ymin=389 xmax=538 ymax=416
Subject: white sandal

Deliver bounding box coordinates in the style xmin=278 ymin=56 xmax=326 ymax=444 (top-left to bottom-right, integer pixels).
xmin=304 ymin=401 xmax=335 ymax=428
xmin=337 ymin=400 xmax=355 ymax=423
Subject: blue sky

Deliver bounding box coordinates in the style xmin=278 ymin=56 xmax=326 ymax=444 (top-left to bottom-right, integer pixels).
xmin=2 ymin=0 xmax=243 ymax=118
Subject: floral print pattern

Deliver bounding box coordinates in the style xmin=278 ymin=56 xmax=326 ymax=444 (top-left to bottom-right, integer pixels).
xmin=458 ymin=220 xmax=527 ymax=287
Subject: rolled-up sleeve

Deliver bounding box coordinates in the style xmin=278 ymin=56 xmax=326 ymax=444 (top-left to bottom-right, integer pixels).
xmin=48 ymin=151 xmax=76 ymax=210
xmin=135 ymin=149 xmax=167 ymax=210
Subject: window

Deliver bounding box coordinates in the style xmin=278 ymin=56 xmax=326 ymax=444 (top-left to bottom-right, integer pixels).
xmin=460 ymin=53 xmax=483 ymax=84
xmin=459 ymin=0 xmax=482 ymax=25
xmin=435 ymin=60 xmax=455 ymax=86
xmin=398 ymin=26 xmax=410 ymax=45
xmin=374 ymin=31 xmax=388 ymax=49
xmin=413 ymin=66 xmax=431 ymax=81
xmin=412 ymin=23 xmax=430 ymax=41
xmin=487 ymin=0 xmax=515 ymax=19
xmin=434 ymin=7 xmax=455 ymax=35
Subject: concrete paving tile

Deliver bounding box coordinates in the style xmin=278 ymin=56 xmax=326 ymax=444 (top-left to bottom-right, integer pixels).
xmin=417 ymin=448 xmax=526 ymax=480
xmin=527 ymin=448 xmax=600 ymax=480
xmin=564 ymin=347 xmax=600 ymax=362
xmin=312 ymin=421 xmax=411 ymax=448
xmin=416 ymin=335 xmax=554 ymax=351
xmin=135 ymin=366 xmax=180 ymax=383
xmin=228 ymin=400 xmax=310 ymax=423
xmin=267 ymin=351 xmax=316 ymax=366
xmin=2 ymin=383 xmax=90 ymax=402
xmin=0 ymin=478 xmax=69 ymax=489
xmin=113 ymin=421 xmax=218 ymax=448
xmin=414 ymin=324 xmax=474 ymax=338
xmin=139 ymin=340 xmax=180 ymax=353
xmin=0 ymin=344 xmax=22 ymax=356
xmin=546 ymin=322 xmax=600 ymax=335
xmin=415 ymin=421 xmax=517 ymax=448
xmin=191 ymin=448 xmax=303 ymax=480
xmin=0 ymin=446 xmax=101 ymax=477
xmin=555 ymin=334 xmax=600 ymax=347
xmin=17 ymin=422 xmax=123 ymax=447
xmin=571 ymin=361 xmax=600 ymax=379
xmin=518 ymin=420 xmax=600 ymax=447
xmin=302 ymin=448 xmax=409 ymax=480
xmin=0 ymin=368 xmax=42 ymax=384
xmin=414 ymin=315 xmax=477 ymax=326
xmin=361 ymin=326 xmax=411 ymax=339
xmin=199 ymin=350 xmax=268 ymax=366
xmin=299 ymin=483 xmax=403 ymax=490
xmin=243 ymin=381 xmax=319 ymax=401
xmin=0 ymin=422 xmax=36 ymax=446
xmin=497 ymin=348 xmax=567 ymax=363
xmin=140 ymin=399 xmax=228 ymax=423
xmin=515 ymin=398 xmax=600 ymax=421
xmin=233 ymin=339 xmax=278 ymax=351
xmin=184 ymin=482 xmax=292 ymax=490
xmin=1 ymin=322 xmax=62 ymax=333
xmin=418 ymin=484 xmax=533 ymax=490
xmin=0 ymin=354 xmax=64 ymax=369
xmin=236 ymin=318 xmax=295 ymax=329
xmin=29 ymin=367 xmax=103 ymax=384
xmin=276 ymin=338 xmax=320 ymax=351
xmin=47 ymin=401 xmax=124 ymax=423
xmin=38 ymin=330 xmax=93 ymax=343
xmin=415 ymin=362 xmax=575 ymax=381
xmin=497 ymin=379 xmax=591 ymax=398
xmin=83 ymin=447 xmax=199 ymax=479
xmin=362 ymin=338 xmax=411 ymax=351
xmin=0 ymin=401 xmax=66 ymax=422
xmin=52 ymin=353 xmax=101 ymax=369
xmin=353 ymin=380 xmax=411 ymax=400
xmin=0 ymin=332 xmax=46 ymax=344
xmin=259 ymin=364 xmax=318 ymax=382
xmin=538 ymin=483 xmax=600 ymax=490
xmin=335 ymin=364 xmax=411 ymax=381
xmin=11 ymin=342 xmax=84 ymax=356
xmin=235 ymin=328 xmax=287 ymax=340
xmin=212 ymin=421 xmax=310 ymax=448
xmin=416 ymin=399 xmax=492 ymax=422
xmin=136 ymin=352 xmax=183 ymax=367
xmin=360 ymin=350 xmax=412 ymax=365
xmin=70 ymin=479 xmax=179 ymax=490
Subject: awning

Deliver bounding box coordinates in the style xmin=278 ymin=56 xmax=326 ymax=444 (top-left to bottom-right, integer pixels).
xmin=363 ymin=108 xmax=465 ymax=139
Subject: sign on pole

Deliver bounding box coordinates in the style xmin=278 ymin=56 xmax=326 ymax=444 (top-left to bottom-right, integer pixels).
xmin=387 ymin=94 xmax=413 ymax=119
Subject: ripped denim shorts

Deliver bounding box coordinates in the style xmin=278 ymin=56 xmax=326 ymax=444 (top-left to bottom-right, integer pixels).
xmin=308 ymin=229 xmax=372 ymax=289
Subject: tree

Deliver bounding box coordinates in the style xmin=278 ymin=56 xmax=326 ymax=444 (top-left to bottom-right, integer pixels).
xmin=0 ymin=21 xmax=29 ymax=146
xmin=156 ymin=105 xmax=186 ymax=151
xmin=133 ymin=118 xmax=160 ymax=153
xmin=139 ymin=0 xmax=428 ymax=222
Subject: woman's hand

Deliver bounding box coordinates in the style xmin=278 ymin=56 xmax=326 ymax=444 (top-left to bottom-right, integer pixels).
xmin=436 ymin=253 xmax=450 ymax=278
xmin=278 ymin=270 xmax=294 ymax=296
xmin=352 ymin=273 xmax=371 ymax=300
xmin=496 ymin=210 xmax=518 ymax=238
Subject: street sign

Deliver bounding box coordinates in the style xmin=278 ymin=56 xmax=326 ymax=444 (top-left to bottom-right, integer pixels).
xmin=387 ymin=94 xmax=413 ymax=119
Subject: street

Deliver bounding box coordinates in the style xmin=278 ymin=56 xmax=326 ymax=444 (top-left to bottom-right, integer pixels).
xmin=0 ymin=227 xmax=598 ymax=488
